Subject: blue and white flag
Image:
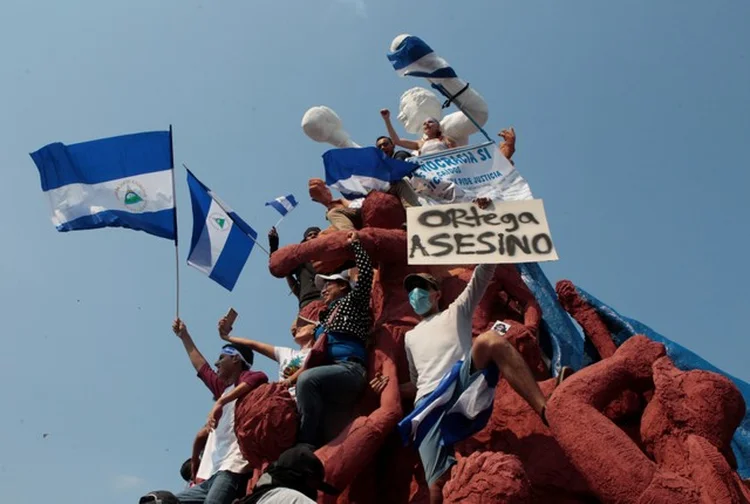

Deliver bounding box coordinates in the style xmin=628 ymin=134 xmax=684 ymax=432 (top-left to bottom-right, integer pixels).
xmin=398 ymin=359 xmax=499 ymax=448
xmin=323 ymin=146 xmax=416 ymax=200
xmin=387 ymin=35 xmax=457 ymax=79
xmin=265 ymin=194 xmax=298 ymax=217
xmin=186 ymin=170 xmax=257 ymax=291
xmin=30 ymin=131 xmax=175 ymax=240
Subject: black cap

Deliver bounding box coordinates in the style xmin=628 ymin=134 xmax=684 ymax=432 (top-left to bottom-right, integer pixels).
xmin=139 ymin=491 xmax=180 ymax=504
xmin=302 ymin=227 xmax=321 ymax=241
xmin=267 ymin=444 xmax=339 ymax=496
xmin=403 ymin=272 xmax=440 ymax=292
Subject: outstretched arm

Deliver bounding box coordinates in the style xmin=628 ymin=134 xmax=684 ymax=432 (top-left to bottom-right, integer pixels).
xmin=348 ymin=232 xmax=374 ymax=305
xmin=172 ymin=319 xmax=209 ymax=373
xmin=269 ymin=227 xmax=302 ymax=298
xmin=380 ymin=109 xmax=420 ymax=151
xmin=218 ymin=316 xmax=276 ymax=361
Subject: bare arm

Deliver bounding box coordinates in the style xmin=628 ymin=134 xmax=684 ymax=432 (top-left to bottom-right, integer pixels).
xmin=217 ymin=317 xmax=277 ymax=361
xmin=443 ymin=135 xmax=458 ymax=149
xmin=173 ymin=319 xmax=209 ymax=373
xmin=207 ymin=382 xmax=252 ymax=429
xmin=380 ymin=109 xmax=420 ymax=151
xmin=190 ymin=425 xmax=210 ymax=481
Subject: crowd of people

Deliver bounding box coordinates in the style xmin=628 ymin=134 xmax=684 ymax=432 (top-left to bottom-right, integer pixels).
xmin=140 ymin=120 xmax=553 ymax=504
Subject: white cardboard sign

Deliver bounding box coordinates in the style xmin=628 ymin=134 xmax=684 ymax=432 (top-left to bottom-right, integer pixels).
xmin=406 ymin=199 xmax=559 ymax=265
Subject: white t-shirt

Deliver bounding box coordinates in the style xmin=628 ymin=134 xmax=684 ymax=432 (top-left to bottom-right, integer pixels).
xmin=274 ymin=346 xmax=310 ymax=398
xmin=405 ymin=264 xmax=497 ymax=404
xmin=256 ymin=487 xmax=316 ymax=504
xmin=196 ymin=384 xmax=249 ymax=479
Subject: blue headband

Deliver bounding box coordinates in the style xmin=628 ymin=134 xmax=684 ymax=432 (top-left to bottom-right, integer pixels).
xmin=221 ymin=346 xmax=251 ymax=368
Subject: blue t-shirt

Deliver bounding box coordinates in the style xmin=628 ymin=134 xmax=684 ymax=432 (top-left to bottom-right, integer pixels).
xmin=315 ymin=325 xmax=366 ymax=363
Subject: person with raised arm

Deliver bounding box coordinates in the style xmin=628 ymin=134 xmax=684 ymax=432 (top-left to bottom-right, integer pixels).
xmin=218 ymin=315 xmax=315 ymax=399
xmin=165 ymin=319 xmax=268 ymax=504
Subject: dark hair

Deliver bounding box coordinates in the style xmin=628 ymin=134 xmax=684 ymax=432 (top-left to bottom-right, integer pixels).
xmin=376 ymin=136 xmax=392 ymax=144
xmin=180 ymin=458 xmax=192 ymax=482
xmin=223 ymin=344 xmax=255 ymax=368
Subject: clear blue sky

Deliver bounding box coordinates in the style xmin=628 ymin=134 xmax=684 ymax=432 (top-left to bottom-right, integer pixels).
xmin=1 ymin=1 xmax=748 ymax=502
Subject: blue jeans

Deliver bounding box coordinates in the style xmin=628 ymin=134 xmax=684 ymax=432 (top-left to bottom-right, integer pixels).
xmin=296 ymin=360 xmax=367 ymax=446
xmin=174 ymin=470 xmax=246 ymax=504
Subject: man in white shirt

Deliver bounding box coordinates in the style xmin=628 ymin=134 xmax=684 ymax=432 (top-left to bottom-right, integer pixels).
xmin=401 ymin=264 xmax=547 ymax=504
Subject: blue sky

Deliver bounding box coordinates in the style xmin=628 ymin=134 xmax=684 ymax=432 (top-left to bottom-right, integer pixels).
xmin=1 ymin=1 xmax=748 ymax=502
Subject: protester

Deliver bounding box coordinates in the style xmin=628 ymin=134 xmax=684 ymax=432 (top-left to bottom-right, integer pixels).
xmin=308 ymin=178 xmax=363 ymax=231
xmin=380 ymin=109 xmax=457 ymax=155
xmin=296 ymin=231 xmax=374 ymax=446
xmin=218 ymin=314 xmax=315 ymax=398
xmin=269 ymin=226 xmax=322 ymax=308
xmin=375 ymin=135 xmax=412 ymax=161
xmin=139 ymin=491 xmax=181 ymax=504
xmin=400 ymin=264 xmax=547 ymax=504
xmin=168 ymin=319 xmax=268 ymax=504
xmin=236 ymin=444 xmax=339 ymax=504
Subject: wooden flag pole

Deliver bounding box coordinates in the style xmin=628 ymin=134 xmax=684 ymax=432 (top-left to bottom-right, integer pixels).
xmin=170 ymin=125 xmax=180 ymax=319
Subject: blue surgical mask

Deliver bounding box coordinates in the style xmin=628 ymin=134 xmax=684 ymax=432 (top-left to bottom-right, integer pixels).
xmin=409 ymin=287 xmax=433 ymax=315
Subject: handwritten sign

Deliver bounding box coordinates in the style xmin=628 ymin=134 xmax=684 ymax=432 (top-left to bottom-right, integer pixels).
xmin=406 ymin=200 xmax=558 ymax=265
xmin=409 ymin=141 xmax=532 ymax=205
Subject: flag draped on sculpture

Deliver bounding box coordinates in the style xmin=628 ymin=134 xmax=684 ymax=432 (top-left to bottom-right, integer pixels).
xmin=323 ymin=146 xmax=416 ymax=200
xmin=29 ymin=131 xmax=176 ymax=240
xmin=186 ymin=170 xmax=257 ymax=291
xmin=265 ymin=194 xmax=298 ymax=217
xmin=387 ymin=35 xmax=457 ymax=79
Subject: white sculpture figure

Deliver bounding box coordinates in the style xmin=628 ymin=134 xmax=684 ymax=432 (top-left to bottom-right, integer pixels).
xmin=300 ymin=35 xmax=489 ymax=150
xmin=388 ymin=34 xmax=489 ymax=147
xmin=301 ymin=106 xmax=359 ymax=148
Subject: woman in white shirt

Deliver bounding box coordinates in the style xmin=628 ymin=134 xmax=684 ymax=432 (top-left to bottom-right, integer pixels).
xmin=219 ymin=316 xmax=315 ymax=398
xmin=380 ymin=109 xmax=457 ymax=156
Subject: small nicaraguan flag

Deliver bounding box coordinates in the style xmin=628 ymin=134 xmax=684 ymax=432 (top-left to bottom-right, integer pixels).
xmin=30 ymin=131 xmax=176 ymax=240
xmin=397 ymin=359 xmax=499 ymax=448
xmin=265 ymin=194 xmax=298 ymax=217
xmin=186 ymin=170 xmax=257 ymax=291
xmin=387 ymin=35 xmax=457 ymax=80
xmin=323 ymin=146 xmax=416 ymax=200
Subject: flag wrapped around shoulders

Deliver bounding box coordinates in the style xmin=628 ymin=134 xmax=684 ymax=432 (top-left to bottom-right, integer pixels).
xmin=186 ymin=170 xmax=257 ymax=291
xmin=323 ymin=146 xmax=416 ymax=200
xmin=398 ymin=358 xmax=499 ymax=448
xmin=265 ymin=194 xmax=298 ymax=217
xmin=30 ymin=131 xmax=175 ymax=239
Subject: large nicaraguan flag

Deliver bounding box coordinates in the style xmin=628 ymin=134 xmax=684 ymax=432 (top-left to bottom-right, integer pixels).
xmin=30 ymin=131 xmax=175 ymax=239
xmin=398 ymin=359 xmax=499 ymax=448
xmin=387 ymin=35 xmax=457 ymax=79
xmin=265 ymin=194 xmax=298 ymax=217
xmin=323 ymin=146 xmax=416 ymax=200
xmin=186 ymin=170 xmax=257 ymax=291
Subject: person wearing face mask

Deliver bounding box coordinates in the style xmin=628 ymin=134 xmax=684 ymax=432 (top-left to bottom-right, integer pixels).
xmin=400 ymin=265 xmax=548 ymax=504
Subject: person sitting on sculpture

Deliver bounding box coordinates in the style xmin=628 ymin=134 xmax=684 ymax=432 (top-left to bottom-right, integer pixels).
xmin=269 ymin=226 xmax=322 ymax=308
xmin=179 ymin=424 xmax=210 ymax=488
xmin=237 ymin=444 xmax=340 ymax=504
xmin=218 ymin=314 xmax=315 ymax=399
xmin=400 ymin=264 xmax=548 ymax=504
xmin=165 ymin=319 xmax=268 ymax=504
xmin=380 ymin=109 xmax=458 ymax=155
xmin=295 ymin=231 xmax=374 ymax=447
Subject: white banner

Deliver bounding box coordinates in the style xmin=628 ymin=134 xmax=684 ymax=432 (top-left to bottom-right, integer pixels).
xmin=408 ymin=142 xmax=532 ymax=205
xmin=406 ymin=200 xmax=558 ymax=265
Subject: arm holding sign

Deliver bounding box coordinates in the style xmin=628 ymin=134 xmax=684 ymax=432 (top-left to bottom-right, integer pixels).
xmin=454 ymin=264 xmax=498 ymax=321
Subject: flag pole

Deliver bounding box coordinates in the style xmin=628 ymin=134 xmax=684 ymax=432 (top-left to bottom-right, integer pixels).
xmin=181 ymin=163 xmax=270 ymax=256
xmin=169 ymin=125 xmax=180 ymax=319
xmin=430 ymin=82 xmax=494 ymax=144
xmin=273 ymin=215 xmax=285 ymax=229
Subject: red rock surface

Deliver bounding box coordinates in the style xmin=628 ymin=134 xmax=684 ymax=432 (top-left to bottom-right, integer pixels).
xmin=228 ymin=192 xmax=750 ymax=503
xmin=443 ymin=451 xmax=531 ymax=504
